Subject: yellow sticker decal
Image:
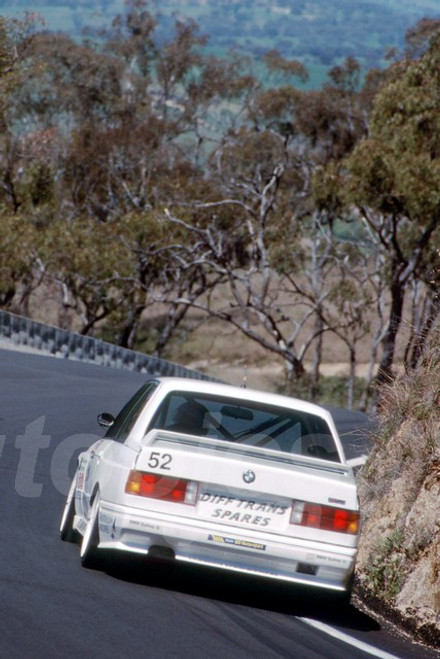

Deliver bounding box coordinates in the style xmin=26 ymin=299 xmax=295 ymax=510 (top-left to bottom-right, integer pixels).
xmin=208 ymin=534 xmax=266 ymax=551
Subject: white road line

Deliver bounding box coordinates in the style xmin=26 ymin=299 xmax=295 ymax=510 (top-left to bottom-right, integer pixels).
xmin=299 ymin=618 xmax=402 ymax=659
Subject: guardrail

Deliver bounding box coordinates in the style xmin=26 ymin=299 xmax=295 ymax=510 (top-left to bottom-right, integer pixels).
xmin=0 ymin=310 xmax=212 ymax=380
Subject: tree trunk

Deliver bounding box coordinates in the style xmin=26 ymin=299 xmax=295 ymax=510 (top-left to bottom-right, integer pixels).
xmin=376 ymin=275 xmax=405 ymax=387
xmin=347 ymin=346 xmax=356 ymax=410
xmin=153 ymin=303 xmax=190 ymax=357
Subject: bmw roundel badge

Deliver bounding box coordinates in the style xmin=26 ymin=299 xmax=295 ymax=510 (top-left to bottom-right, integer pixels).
xmin=243 ymin=469 xmax=256 ymax=484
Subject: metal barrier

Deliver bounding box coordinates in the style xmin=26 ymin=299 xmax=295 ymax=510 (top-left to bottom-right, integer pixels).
xmin=0 ymin=310 xmax=212 ymax=380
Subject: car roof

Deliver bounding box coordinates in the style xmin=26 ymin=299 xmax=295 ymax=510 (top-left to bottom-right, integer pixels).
xmin=152 ymin=376 xmax=333 ymax=422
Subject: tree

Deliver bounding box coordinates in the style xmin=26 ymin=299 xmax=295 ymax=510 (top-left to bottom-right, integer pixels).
xmin=158 ymin=132 xmax=370 ymax=396
xmin=0 ymin=14 xmax=49 ymax=310
xmin=338 ymin=32 xmax=440 ymax=387
xmin=134 ymin=57 xmax=382 ymax=404
xmin=4 ymin=5 xmax=439 ymax=412
xmin=36 ymin=217 xmax=134 ymax=334
xmin=0 ymin=211 xmax=41 ymax=311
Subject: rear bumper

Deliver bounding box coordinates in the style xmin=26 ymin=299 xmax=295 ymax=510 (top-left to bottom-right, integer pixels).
xmin=97 ymin=500 xmax=357 ymax=592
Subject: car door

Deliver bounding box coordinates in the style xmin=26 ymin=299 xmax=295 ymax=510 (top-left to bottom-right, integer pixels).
xmin=74 ymin=439 xmax=105 ymax=520
xmin=79 ymin=380 xmax=160 ymax=518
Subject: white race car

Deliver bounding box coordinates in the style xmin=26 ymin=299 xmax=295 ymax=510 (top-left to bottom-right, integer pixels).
xmin=60 ymin=377 xmax=360 ymax=597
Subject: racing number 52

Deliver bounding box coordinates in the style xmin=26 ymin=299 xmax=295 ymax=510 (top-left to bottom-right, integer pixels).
xmin=148 ymin=451 xmax=172 ymax=470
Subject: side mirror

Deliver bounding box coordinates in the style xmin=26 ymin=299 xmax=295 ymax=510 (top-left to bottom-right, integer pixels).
xmin=97 ymin=412 xmax=115 ymax=428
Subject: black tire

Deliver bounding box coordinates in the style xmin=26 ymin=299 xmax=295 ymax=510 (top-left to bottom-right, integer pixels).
xmin=334 ymin=572 xmax=354 ymax=607
xmin=335 ymin=588 xmax=352 ymax=607
xmin=80 ymin=494 xmax=101 ymax=569
xmin=60 ymin=479 xmax=79 ymax=543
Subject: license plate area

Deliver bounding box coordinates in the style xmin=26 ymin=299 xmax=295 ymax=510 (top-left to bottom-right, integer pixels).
xmin=197 ymin=491 xmax=291 ymax=532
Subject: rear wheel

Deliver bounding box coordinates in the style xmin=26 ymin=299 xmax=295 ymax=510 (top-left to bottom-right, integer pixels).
xmin=334 ymin=573 xmax=354 ymax=607
xmin=60 ymin=478 xmax=79 ymax=543
xmin=80 ymin=494 xmax=101 ymax=569
xmin=335 ymin=588 xmax=352 ymax=607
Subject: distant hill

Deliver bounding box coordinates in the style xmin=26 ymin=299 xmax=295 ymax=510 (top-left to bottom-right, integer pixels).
xmin=2 ymin=0 xmax=440 ymax=87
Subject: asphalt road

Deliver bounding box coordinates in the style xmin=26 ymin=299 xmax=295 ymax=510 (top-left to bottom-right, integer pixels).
xmin=0 ymin=348 xmax=437 ymax=659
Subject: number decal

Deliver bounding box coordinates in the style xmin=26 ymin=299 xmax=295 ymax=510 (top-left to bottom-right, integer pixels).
xmin=148 ymin=451 xmax=172 ymax=470
xmin=160 ymin=453 xmax=172 ymax=469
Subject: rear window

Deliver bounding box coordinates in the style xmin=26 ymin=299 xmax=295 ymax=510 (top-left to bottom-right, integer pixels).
xmin=150 ymin=392 xmax=340 ymax=462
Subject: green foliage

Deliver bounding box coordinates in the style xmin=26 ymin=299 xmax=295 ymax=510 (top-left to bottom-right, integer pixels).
xmin=365 ymin=527 xmax=407 ymax=600
xmin=346 ymin=35 xmax=440 ymax=220
xmin=267 ymin=216 xmax=307 ymax=276
xmin=22 ymin=161 xmax=56 ymax=212
xmin=220 ymin=129 xmax=287 ymax=183
xmin=0 ymin=212 xmax=39 ymax=306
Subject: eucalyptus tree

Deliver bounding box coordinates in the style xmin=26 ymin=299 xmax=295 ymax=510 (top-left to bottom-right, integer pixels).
xmin=0 ymin=5 xmax=221 ymax=348
xmin=154 ymin=55 xmax=374 ymax=400
xmin=340 ymin=30 xmax=440 ymax=386
xmin=0 ymin=14 xmax=52 ymax=310
xmin=0 ymin=210 xmax=43 ymax=311
xmin=67 ymin=2 xmax=261 ymax=350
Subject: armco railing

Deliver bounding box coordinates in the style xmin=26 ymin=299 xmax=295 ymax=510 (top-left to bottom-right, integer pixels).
xmin=0 ymin=310 xmax=213 ymax=380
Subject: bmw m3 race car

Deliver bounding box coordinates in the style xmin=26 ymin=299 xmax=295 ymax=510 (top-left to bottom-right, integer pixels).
xmin=60 ymin=377 xmax=360 ymax=596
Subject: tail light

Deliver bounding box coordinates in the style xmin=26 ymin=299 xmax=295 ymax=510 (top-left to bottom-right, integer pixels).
xmin=290 ymin=500 xmax=359 ymax=535
xmin=125 ymin=470 xmax=198 ymax=505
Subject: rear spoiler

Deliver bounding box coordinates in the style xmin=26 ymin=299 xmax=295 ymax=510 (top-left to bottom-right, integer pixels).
xmin=346 ymin=455 xmax=367 ymax=468
xmin=143 ymin=429 xmax=353 ymax=478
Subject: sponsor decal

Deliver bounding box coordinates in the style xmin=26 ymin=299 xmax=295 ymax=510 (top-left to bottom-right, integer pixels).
xmin=307 ymin=552 xmax=350 ymax=566
xmin=208 ymin=534 xmax=266 ymax=551
xmin=328 ymin=497 xmax=346 ymax=505
xmin=130 ymin=519 xmax=161 ymax=532
xmin=199 ymin=493 xmax=288 ymax=514
xmin=212 ymin=509 xmax=271 ymax=526
xmin=98 ymin=512 xmax=115 ymax=536
xmin=99 ymin=512 xmax=113 ymax=525
xmin=198 ymin=492 xmax=289 ymax=529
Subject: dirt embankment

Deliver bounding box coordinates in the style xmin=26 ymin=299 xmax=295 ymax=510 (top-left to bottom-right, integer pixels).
xmin=354 ymin=336 xmax=440 ymax=649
